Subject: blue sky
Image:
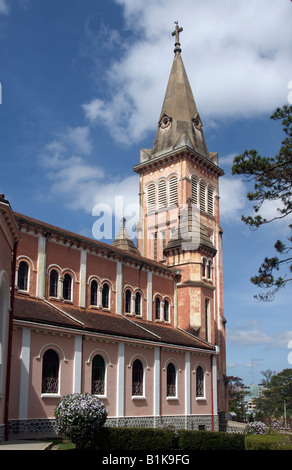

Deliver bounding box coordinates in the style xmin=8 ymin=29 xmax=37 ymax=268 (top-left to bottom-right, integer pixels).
xmin=0 ymin=0 xmax=291 ymax=386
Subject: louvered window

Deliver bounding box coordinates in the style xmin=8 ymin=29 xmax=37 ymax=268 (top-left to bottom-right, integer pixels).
xmin=191 ymin=176 xmax=198 ymax=206
xmin=158 ymin=179 xmax=167 ymax=210
xmin=200 ymin=182 xmax=206 ymax=211
xmin=208 ymin=187 xmax=214 ymax=215
xmin=169 ymin=176 xmax=178 ymax=206
xmin=147 ymin=183 xmax=156 ymax=213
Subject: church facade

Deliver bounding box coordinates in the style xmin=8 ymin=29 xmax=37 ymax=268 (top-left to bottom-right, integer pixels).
xmin=0 ymin=26 xmax=228 ymax=440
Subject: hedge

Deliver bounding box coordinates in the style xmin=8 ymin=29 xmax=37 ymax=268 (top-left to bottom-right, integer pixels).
xmin=178 ymin=429 xmax=245 ymax=451
xmin=245 ymin=434 xmax=292 ymax=451
xmin=91 ymin=427 xmax=245 ymax=451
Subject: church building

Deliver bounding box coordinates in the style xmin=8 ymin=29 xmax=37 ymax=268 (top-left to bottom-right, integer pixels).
xmin=0 ymin=25 xmax=228 ymax=440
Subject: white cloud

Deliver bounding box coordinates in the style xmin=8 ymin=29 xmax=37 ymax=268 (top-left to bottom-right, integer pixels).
xmin=219 ymin=176 xmax=247 ymax=223
xmin=0 ymin=0 xmax=8 ymax=14
xmin=38 ymin=126 xmax=139 ymax=234
xmin=83 ymin=0 xmax=292 ymax=144
xmin=228 ymin=328 xmax=274 ymax=347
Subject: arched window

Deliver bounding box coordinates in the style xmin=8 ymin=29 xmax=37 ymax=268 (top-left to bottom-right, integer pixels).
xmin=90 ymin=280 xmax=98 ymax=306
xmin=49 ymin=270 xmax=58 ymax=298
xmin=202 ymin=258 xmax=207 ymax=278
xmin=169 ymin=176 xmax=178 ymax=206
xmin=167 ymin=363 xmax=176 ymax=397
xmin=207 ymin=186 xmax=214 ymax=215
xmin=135 ymin=292 xmax=141 ymax=316
xmin=125 ymin=289 xmax=131 ymax=313
xmin=147 ymin=183 xmax=156 ymax=213
xmin=18 ymin=261 xmax=29 ymax=291
xmin=200 ymin=182 xmax=206 ymax=212
xmin=196 ymin=366 xmax=205 ymax=397
xmin=91 ymin=354 xmax=105 ymax=395
xmin=132 ymin=359 xmax=143 ymax=396
xmin=191 ymin=176 xmax=198 ymax=206
xmin=164 ymin=300 xmax=170 ymax=322
xmin=42 ymin=349 xmax=59 ymax=394
xmin=155 ymin=297 xmax=160 ymax=320
xmin=158 ymin=179 xmax=167 ymax=210
xmin=207 ymin=260 xmax=212 ymax=279
xmin=63 ymin=273 xmax=72 ymax=301
xmin=102 ymin=283 xmax=109 ymax=309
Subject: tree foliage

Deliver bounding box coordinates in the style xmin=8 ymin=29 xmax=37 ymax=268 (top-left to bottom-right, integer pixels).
xmin=232 ymin=105 xmax=292 ymax=301
xmin=227 ymin=375 xmax=245 ymax=421
xmin=255 ymin=369 xmax=292 ymax=420
xmin=54 ymin=393 xmax=108 ymax=449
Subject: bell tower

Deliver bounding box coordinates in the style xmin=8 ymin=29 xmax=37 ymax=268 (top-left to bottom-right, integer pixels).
xmin=133 ymin=24 xmax=227 ymax=411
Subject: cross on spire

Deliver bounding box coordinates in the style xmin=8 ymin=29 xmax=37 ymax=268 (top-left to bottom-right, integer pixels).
xmin=172 ymin=22 xmax=183 ymax=53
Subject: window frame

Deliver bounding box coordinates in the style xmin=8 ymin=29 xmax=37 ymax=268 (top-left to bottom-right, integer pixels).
xmin=102 ymin=283 xmax=110 ymax=309
xmin=41 ymin=349 xmax=60 ymax=397
xmin=132 ymin=358 xmax=144 ymax=398
xmin=166 ymin=362 xmax=177 ymax=399
xmin=49 ymin=269 xmax=59 ymax=298
xmin=91 ymin=354 xmax=106 ymax=397
xmin=63 ymin=273 xmax=72 ymax=301
xmin=90 ymin=279 xmax=98 ymax=307
xmin=196 ymin=365 xmax=205 ymax=399
xmin=17 ymin=260 xmax=29 ymax=292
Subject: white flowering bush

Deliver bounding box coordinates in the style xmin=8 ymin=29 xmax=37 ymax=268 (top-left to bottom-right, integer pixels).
xmin=245 ymin=421 xmax=268 ymax=435
xmin=54 ymin=393 xmax=108 ymax=449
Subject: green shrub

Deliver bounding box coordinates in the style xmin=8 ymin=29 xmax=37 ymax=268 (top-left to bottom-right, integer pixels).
xmin=54 ymin=393 xmax=108 ymax=450
xmin=178 ymin=430 xmax=245 ymax=451
xmin=245 ymin=434 xmax=292 ymax=450
xmin=93 ymin=427 xmax=175 ymax=451
xmin=93 ymin=427 xmax=245 ymax=451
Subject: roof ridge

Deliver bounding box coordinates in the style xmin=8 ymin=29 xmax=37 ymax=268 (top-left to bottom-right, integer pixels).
xmin=43 ymin=299 xmax=85 ymax=326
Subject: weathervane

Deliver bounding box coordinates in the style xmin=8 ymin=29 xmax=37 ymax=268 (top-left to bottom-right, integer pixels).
xmin=172 ymin=21 xmax=183 ymax=53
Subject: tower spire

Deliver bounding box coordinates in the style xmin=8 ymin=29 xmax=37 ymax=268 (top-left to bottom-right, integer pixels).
xmin=172 ymin=22 xmax=183 ymax=53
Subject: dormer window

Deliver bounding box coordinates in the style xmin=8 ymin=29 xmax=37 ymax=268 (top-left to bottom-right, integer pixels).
xmin=159 ymin=113 xmax=172 ymax=129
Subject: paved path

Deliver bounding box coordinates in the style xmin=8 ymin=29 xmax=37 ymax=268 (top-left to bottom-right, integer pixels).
xmin=0 ymin=440 xmax=53 ymax=450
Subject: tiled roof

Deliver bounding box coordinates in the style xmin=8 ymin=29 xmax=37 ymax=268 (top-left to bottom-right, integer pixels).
xmin=14 ymin=212 xmax=179 ymax=277
xmin=14 ymin=295 xmax=215 ymax=351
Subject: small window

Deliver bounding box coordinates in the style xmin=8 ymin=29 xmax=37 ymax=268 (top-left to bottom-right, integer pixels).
xmin=196 ymin=366 xmax=205 ymax=397
xmin=91 ymin=354 xmax=105 ymax=395
xmin=49 ymin=270 xmax=58 ymax=298
xmin=202 ymin=258 xmax=207 ymax=277
xmin=155 ymin=297 xmax=160 ymax=320
xmin=132 ymin=359 xmax=143 ymax=396
xmin=18 ymin=261 xmax=29 ymax=291
xmin=91 ymin=280 xmax=98 ymax=306
xmin=102 ymin=283 xmax=109 ymax=309
xmin=207 ymin=261 xmax=212 ymax=279
xmin=42 ymin=349 xmax=59 ymax=394
xmin=125 ymin=289 xmax=131 ymax=313
xmin=167 ymin=363 xmax=176 ymax=397
xmin=63 ymin=273 xmax=72 ymax=301
xmin=164 ymin=300 xmax=170 ymax=322
xmin=135 ymin=292 xmax=141 ymax=316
